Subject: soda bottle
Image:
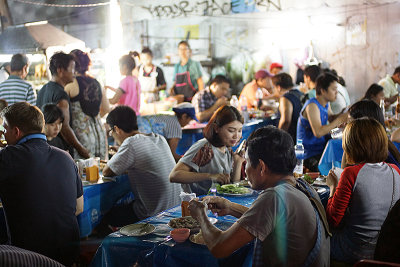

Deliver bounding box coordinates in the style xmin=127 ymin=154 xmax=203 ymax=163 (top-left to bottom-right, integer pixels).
xmin=293 ymin=139 xmax=304 ymax=177
xmin=239 ymin=96 xmax=249 ymax=123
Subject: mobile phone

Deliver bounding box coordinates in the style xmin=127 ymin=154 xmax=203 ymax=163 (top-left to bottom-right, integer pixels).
xmin=235 ymin=140 xmax=247 ymax=154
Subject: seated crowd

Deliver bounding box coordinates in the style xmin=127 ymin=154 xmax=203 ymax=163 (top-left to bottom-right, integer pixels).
xmin=0 ymin=44 xmax=399 ymax=267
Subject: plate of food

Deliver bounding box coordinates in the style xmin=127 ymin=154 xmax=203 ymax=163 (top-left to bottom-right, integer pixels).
xmin=216 ymin=184 xmax=253 ymax=196
xmin=189 ymin=231 xmax=206 ymax=245
xmin=168 ymin=216 xmax=217 ymax=229
xmin=119 ymin=223 xmax=155 ymax=236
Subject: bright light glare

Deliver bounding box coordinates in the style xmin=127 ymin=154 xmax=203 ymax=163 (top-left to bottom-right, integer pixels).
xmin=105 ymin=0 xmax=124 ymax=90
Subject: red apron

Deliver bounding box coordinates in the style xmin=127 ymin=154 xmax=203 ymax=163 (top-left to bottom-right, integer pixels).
xmin=174 ymin=71 xmax=197 ymax=102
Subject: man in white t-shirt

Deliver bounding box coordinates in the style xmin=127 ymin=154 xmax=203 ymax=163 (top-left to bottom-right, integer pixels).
xmin=102 ymin=106 xmax=181 ymax=226
xmin=379 ymin=66 xmax=400 ymax=106
xmin=189 ymin=126 xmax=330 ymax=266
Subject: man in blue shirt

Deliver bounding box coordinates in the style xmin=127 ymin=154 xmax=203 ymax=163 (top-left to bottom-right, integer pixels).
xmin=0 ymin=102 xmax=83 ymax=266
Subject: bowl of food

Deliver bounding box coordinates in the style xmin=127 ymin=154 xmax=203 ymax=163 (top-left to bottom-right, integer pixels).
xmin=170 ymin=228 xmax=190 ymax=243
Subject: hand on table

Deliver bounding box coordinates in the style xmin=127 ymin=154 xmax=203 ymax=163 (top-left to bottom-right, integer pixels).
xmin=210 ymin=173 xmax=230 ymax=184
xmin=201 ymin=196 xmax=232 ymax=217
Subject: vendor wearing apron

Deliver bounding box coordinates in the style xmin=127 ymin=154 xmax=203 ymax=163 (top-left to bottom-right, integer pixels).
xmin=138 ymin=48 xmax=166 ymax=104
xmin=170 ymin=41 xmax=204 ymax=102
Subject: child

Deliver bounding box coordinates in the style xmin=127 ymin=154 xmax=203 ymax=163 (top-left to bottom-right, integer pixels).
xmin=42 ymin=103 xmax=67 ymax=151
xmin=106 ymin=55 xmax=141 ymax=115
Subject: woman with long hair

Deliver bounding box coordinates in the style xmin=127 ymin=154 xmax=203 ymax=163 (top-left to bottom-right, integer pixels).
xmin=65 ymin=49 xmax=110 ymax=159
xmin=169 ymin=105 xmax=245 ymax=195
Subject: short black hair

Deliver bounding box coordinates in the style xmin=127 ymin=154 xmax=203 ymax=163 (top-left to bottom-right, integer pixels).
xmin=271 ymin=73 xmax=294 ymax=89
xmin=349 ymin=100 xmax=385 ymax=126
xmin=42 ymin=103 xmax=64 ymax=124
xmin=364 ymin=83 xmax=384 ymax=100
xmin=10 ymin=54 xmax=28 ymax=72
xmin=49 ymin=52 xmax=74 ymax=76
xmin=106 ymin=105 xmax=138 ymax=133
xmin=119 ymin=55 xmax=136 ymax=72
xmin=208 ymin=75 xmax=230 ymax=87
xmin=394 ymin=66 xmax=400 ymax=75
xmin=247 ymin=126 xmax=296 ymax=175
xmin=141 ymin=47 xmax=153 ymax=57
xmin=304 ymin=65 xmax=321 ymax=82
xmin=315 ymin=72 xmax=338 ymax=95
xmin=178 ymin=40 xmax=190 ymax=49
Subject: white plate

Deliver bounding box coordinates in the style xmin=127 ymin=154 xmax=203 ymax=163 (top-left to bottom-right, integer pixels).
xmin=119 ymin=223 xmax=155 ymax=236
xmin=218 ymin=188 xmax=253 ymax=197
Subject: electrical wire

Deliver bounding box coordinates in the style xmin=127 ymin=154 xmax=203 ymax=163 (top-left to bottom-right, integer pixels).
xmin=12 ymin=0 xmax=110 ymax=8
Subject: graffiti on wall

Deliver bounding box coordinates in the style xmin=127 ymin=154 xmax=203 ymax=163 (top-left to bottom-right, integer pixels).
xmin=141 ymin=0 xmax=281 ymax=18
xmin=141 ymin=0 xmax=230 ymax=18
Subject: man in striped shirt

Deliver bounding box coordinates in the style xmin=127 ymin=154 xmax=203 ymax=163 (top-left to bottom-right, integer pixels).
xmin=0 ymin=54 xmax=36 ymax=105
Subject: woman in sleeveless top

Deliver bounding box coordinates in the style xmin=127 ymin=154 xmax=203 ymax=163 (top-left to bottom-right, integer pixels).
xmin=65 ymin=49 xmax=110 ymax=160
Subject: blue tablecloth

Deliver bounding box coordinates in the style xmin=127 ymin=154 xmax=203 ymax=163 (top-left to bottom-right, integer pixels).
xmin=176 ymin=117 xmax=279 ymax=155
xmin=90 ymin=185 xmax=329 ymax=267
xmin=90 ymin=193 xmax=257 ymax=267
xmin=78 ymin=174 xmax=132 ymax=237
xmin=318 ymin=139 xmax=400 ymax=176
xmin=318 ymin=139 xmax=343 ymax=176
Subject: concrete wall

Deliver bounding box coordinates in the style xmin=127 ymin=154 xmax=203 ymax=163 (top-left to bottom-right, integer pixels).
xmin=138 ymin=2 xmax=400 ymax=102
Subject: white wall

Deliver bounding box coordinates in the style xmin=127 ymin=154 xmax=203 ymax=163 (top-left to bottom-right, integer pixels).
xmin=134 ymin=2 xmax=400 ymax=102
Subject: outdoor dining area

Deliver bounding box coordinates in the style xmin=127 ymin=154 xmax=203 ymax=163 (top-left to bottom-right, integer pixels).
xmin=0 ymin=0 xmax=400 ymax=267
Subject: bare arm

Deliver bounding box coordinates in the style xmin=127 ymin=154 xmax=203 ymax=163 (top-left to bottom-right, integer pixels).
xmin=103 ymin=164 xmax=116 ymax=177
xmin=75 ymin=195 xmax=83 ymax=216
xmin=167 ymin=138 xmax=181 ymax=162
xmin=197 ymin=77 xmax=204 ymax=91
xmin=197 ymin=97 xmax=229 ymax=122
xmin=305 ymin=103 xmax=347 ymax=138
xmin=109 ymin=88 xmax=124 ymax=105
xmin=231 ymin=154 xmax=245 ymax=183
xmin=169 ymin=161 xmax=231 ymax=184
xmin=57 ymin=99 xmax=90 ymax=158
xmin=278 ymin=97 xmax=292 ymax=131
xmin=391 ymin=128 xmax=400 ymax=143
xmin=169 ymin=82 xmax=176 ymax=96
xmin=386 ymin=94 xmax=398 ymax=105
xmin=99 ymin=87 xmax=111 ymax=117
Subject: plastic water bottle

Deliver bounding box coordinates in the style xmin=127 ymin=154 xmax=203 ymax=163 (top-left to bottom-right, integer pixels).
xmin=230 ymin=95 xmax=239 ymax=109
xmin=293 ymin=139 xmax=304 ymax=177
xmin=239 ymin=96 xmax=249 ymax=123
xmin=380 ymin=98 xmax=385 ymax=118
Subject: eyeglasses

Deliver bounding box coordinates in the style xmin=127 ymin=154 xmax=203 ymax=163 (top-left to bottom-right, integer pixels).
xmin=108 ymin=126 xmax=115 ymax=137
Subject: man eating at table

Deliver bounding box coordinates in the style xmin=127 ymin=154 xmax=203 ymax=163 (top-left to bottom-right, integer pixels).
xmin=0 ymin=102 xmax=83 ymax=266
xmin=102 ymin=105 xmax=182 ymax=228
xmin=189 ymin=126 xmax=330 ymax=266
